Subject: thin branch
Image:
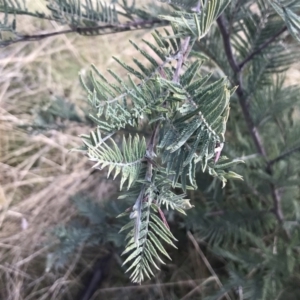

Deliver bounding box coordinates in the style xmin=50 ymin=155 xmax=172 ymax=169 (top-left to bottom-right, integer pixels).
xmin=218 ymin=14 xmax=287 ymax=71
xmin=173 ymin=37 xmax=192 ymax=82
xmin=239 ymin=26 xmax=288 ymax=70
xmin=217 ymin=15 xmax=267 ymax=156
xmin=180 ymin=277 xmax=216 ymax=300
xmin=95 ymin=278 xmax=205 ymax=293
xmin=0 ymin=19 xmax=168 ymax=47
xmin=268 ymin=145 xmax=300 ymax=166
xmin=78 ymin=252 xmax=113 ymax=300
xmin=205 ymin=209 xmax=271 ymax=218
xmin=130 ymin=36 xmax=192 ymax=245
xmin=187 ymin=231 xmax=232 ymax=300
xmin=217 ymin=14 xmax=284 ymax=224
xmin=216 ymin=16 xmax=239 ymax=73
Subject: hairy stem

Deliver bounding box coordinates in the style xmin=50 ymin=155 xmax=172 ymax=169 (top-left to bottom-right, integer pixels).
xmin=173 ymin=37 xmax=192 ymax=82
xmin=132 ymin=36 xmax=193 ymax=244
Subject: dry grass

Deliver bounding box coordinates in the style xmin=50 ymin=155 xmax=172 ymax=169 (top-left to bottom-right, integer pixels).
xmin=1 ymin=2 xmax=208 ymax=299
xmin=0 ymin=2 xmax=151 ymax=298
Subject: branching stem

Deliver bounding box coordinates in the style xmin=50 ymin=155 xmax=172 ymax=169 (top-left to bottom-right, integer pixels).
xmin=239 ymin=26 xmax=288 ymax=70
xmin=268 ymin=145 xmax=300 ymax=166
xmin=131 ymin=36 xmax=193 ymax=244
xmin=217 ymin=14 xmax=285 ymax=224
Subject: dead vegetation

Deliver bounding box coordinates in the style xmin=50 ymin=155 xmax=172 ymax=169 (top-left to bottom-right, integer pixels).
xmin=0 ymin=2 xmax=133 ymax=298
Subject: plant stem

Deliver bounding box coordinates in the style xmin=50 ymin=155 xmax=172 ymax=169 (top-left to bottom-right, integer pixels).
xmin=239 ymin=26 xmax=288 ymax=70
xmin=1 ymin=19 xmax=168 ymax=47
xmin=268 ymin=145 xmax=300 ymax=166
xmin=217 ymin=14 xmax=284 ymax=224
xmin=131 ymin=36 xmax=193 ymax=243
xmin=173 ymin=37 xmax=192 ymax=83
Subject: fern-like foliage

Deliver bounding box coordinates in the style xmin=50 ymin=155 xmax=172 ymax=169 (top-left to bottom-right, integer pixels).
xmin=118 ymin=170 xmax=195 ymax=283
xmin=158 ymin=74 xmax=232 ymax=190
xmin=0 ymin=0 xmax=46 ymax=18
xmin=0 ymin=0 xmax=167 ymax=46
xmin=178 ymin=1 xmax=300 ymax=299
xmin=46 ymin=194 xmax=128 ymax=272
xmin=47 ymin=0 xmax=119 ymax=28
xmin=79 ymin=1 xmax=243 ymax=283
xmin=270 ymin=0 xmax=300 ymax=42
xmin=18 ymin=95 xmax=83 ymax=133
xmin=0 ymin=0 xmax=24 ymax=43
xmin=0 ymin=0 xmax=47 ymax=45
xmin=158 ymin=0 xmax=199 ymax=11
xmin=85 ymin=133 xmax=146 ymax=190
xmin=160 ymin=0 xmax=230 ymax=39
xmin=3 ymin=0 xmax=300 ymax=297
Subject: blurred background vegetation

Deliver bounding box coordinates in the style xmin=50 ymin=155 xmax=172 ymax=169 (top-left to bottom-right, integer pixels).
xmin=1 ymin=1 xmax=300 ymax=299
